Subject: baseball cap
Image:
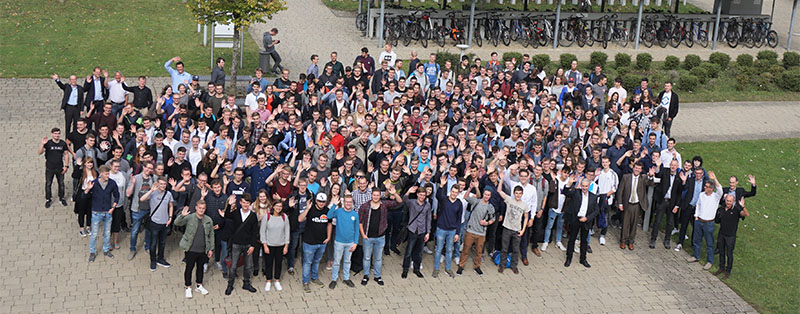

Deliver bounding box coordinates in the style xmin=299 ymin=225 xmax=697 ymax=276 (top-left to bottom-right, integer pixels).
xmin=192 ymin=75 xmax=200 ymax=81
xmin=316 ymin=193 xmax=328 ymax=202
xmin=568 ymin=78 xmax=575 ymax=83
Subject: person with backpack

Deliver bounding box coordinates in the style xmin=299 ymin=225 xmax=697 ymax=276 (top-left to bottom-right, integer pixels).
xmin=260 ymin=202 xmax=290 ymax=292
xmin=174 ymin=200 xmax=214 ymax=299
xmin=457 ymin=179 xmax=496 ymax=276
xmin=126 ymin=162 xmax=155 ymax=260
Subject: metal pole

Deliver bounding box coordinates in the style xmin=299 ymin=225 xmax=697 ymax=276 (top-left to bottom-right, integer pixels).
xmin=789 ymin=0 xmax=798 ymax=50
xmin=712 ymin=0 xmax=722 ymax=51
xmin=210 ymin=24 xmax=215 ymax=68
xmin=634 ymin=0 xmax=643 ymax=49
xmin=468 ymin=0 xmax=476 ymax=47
xmin=674 ymin=0 xmax=679 ymax=14
xmin=203 ymin=24 xmax=208 ymax=47
xmin=601 ymin=0 xmax=606 ymax=13
xmin=378 ymin=0 xmax=385 ymax=48
xmin=358 ymin=0 xmax=362 ymax=15
xmin=553 ymin=1 xmax=561 ymax=48
xmin=524 ymin=0 xmax=529 ymax=11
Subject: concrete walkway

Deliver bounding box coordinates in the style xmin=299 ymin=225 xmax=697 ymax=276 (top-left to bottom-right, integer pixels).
xmin=248 ymin=0 xmax=798 ymax=76
xmin=0 ymin=77 xmax=790 ymax=312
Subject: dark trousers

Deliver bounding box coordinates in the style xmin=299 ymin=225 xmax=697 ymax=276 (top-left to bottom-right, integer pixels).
xmin=385 ymin=210 xmax=402 ymax=250
xmin=149 ymin=222 xmax=168 ymax=262
xmin=45 ymin=168 xmax=65 ymax=201
xmin=718 ymin=234 xmax=736 ymax=273
xmin=500 ymin=227 xmax=521 ymax=268
xmin=677 ymin=205 xmax=696 ymax=247
xmin=485 ymin=221 xmax=499 ymax=254
xmin=268 ymin=51 xmax=283 ymax=73
xmin=228 ymin=243 xmax=254 ymax=285
xmin=75 ymin=198 xmax=92 ymax=228
xmin=287 ymin=230 xmax=301 ymax=268
xmin=663 ymin=117 xmax=674 ymax=137
xmin=650 ymin=199 xmax=675 ymax=244
xmin=64 ymin=105 xmax=81 ymax=135
xmin=184 ymin=251 xmax=207 ymax=287
xmin=566 ymin=220 xmax=590 ymax=263
xmin=264 ymin=246 xmax=283 ymax=280
xmin=402 ymin=232 xmax=425 ymax=272
xmin=598 ymin=195 xmax=610 ymax=235
xmin=111 ymin=206 xmax=124 ymax=232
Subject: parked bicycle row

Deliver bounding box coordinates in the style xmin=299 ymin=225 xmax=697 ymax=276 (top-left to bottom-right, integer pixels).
xmin=357 ymin=10 xmax=778 ymax=49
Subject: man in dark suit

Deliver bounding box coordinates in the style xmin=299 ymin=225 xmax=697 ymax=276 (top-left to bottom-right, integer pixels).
xmin=53 ymin=74 xmax=86 ymax=134
xmin=722 ymin=174 xmax=757 ymax=204
xmin=83 ymin=67 xmax=108 ymax=116
xmin=562 ymin=176 xmax=599 ymax=268
xmin=650 ymin=159 xmax=683 ymax=249
xmin=656 ymin=82 xmax=679 ymax=137
xmin=615 ymin=162 xmax=656 ymax=250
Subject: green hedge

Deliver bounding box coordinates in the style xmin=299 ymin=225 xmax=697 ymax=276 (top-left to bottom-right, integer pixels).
xmin=777 ymin=68 xmax=800 ymax=92
xmin=560 ymin=53 xmax=578 ymax=69
xmin=622 ymin=74 xmax=641 ymax=92
xmin=783 ymin=51 xmax=800 ymax=68
xmin=615 ymin=53 xmax=632 ymax=68
xmin=684 ymin=54 xmax=701 ymax=70
xmin=678 ymin=74 xmax=699 ymax=92
xmin=590 ymin=51 xmax=608 ymax=68
xmin=698 ymin=62 xmax=720 ymax=78
xmin=434 ymin=50 xmax=474 ymax=68
xmin=531 ymin=54 xmax=551 ymax=69
xmin=709 ymin=52 xmax=730 ymax=70
xmin=736 ymin=54 xmax=754 ymax=67
xmin=690 ymin=67 xmax=709 ymax=84
xmin=664 ymin=56 xmax=680 ymax=70
xmin=636 ymin=53 xmax=653 ymax=70
xmin=502 ymin=52 xmax=523 ymax=65
xmin=757 ymin=50 xmax=779 ymax=65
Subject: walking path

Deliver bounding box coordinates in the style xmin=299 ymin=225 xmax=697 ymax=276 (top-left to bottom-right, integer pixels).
xmin=1 ymin=77 xmax=794 ymax=312
xmin=248 ymin=0 xmax=798 ymax=76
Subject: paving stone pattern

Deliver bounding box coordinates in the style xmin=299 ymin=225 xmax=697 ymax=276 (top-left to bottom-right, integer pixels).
xmin=0 ymin=77 xmax=776 ymax=313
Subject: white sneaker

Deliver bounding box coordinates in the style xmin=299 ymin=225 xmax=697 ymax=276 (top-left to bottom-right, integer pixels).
xmin=423 ymin=246 xmax=433 ymax=254
xmin=671 ymin=228 xmax=679 ymax=235
xmin=203 ymin=263 xmax=208 ymax=273
xmin=185 ymin=287 xmax=192 ymax=299
xmin=274 ymin=281 xmax=283 ymax=291
xmin=264 ymin=282 xmax=271 ymax=292
xmin=674 ymin=244 xmax=683 ymax=252
xmin=440 ymin=256 xmax=444 ymax=264
xmin=195 ymin=284 xmax=208 ymax=295
xmin=556 ymin=242 xmax=567 ymax=251
xmin=684 ymin=235 xmax=689 ymax=240
xmin=599 ymin=236 xmax=606 ymax=246
xmin=454 ymin=257 xmax=460 ymax=265
xmin=541 ymin=243 xmax=548 ymax=251
xmin=410 ymin=261 xmax=423 ymax=270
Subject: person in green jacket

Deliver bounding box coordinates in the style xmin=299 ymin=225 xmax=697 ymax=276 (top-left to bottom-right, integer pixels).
xmin=175 ymin=200 xmax=215 ymax=299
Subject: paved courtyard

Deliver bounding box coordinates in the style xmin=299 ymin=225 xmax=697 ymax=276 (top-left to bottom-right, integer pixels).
xmin=2 ymin=77 xmax=795 ymax=312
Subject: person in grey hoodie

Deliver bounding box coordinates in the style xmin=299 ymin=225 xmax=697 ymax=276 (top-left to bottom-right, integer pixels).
xmin=457 ymin=179 xmax=496 ymax=276
xmin=260 ymin=202 xmax=290 ymax=292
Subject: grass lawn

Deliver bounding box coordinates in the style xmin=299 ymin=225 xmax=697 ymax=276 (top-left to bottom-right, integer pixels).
xmin=323 ymin=0 xmax=705 ymax=13
xmin=674 ymin=138 xmax=800 ymax=314
xmin=0 ymin=0 xmax=261 ymax=78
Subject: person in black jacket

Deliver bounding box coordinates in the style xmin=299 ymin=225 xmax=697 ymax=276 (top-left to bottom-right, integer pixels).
xmin=53 ymin=74 xmax=86 ymax=134
xmin=650 ymin=159 xmax=683 ymax=249
xmin=722 ymin=174 xmax=757 ymax=204
xmin=204 ymin=180 xmax=229 ymax=273
xmin=224 ymin=193 xmax=260 ymax=295
xmin=84 ymin=67 xmax=108 ymax=115
xmin=562 ymin=176 xmax=599 ymax=268
xmin=656 ymin=82 xmax=679 ymax=137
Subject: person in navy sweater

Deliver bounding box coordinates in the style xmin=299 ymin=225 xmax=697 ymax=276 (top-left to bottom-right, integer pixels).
xmin=434 ymin=176 xmax=463 ymax=278
xmin=83 ymin=165 xmax=120 ymax=262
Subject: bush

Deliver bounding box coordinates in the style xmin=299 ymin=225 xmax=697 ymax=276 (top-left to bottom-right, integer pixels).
xmin=678 ymin=74 xmax=700 ymax=92
xmin=615 ymin=66 xmax=630 ymax=77
xmin=615 ymin=53 xmax=632 ymax=68
xmin=753 ymin=72 xmax=776 ymax=91
xmin=736 ymin=54 xmax=754 ymax=67
xmin=690 ymin=67 xmax=709 ymax=84
xmin=590 ymin=51 xmax=608 ymax=68
xmin=684 ymin=54 xmax=702 ymax=70
xmin=709 ymin=52 xmax=730 ymax=70
xmin=757 ymin=50 xmax=779 ymax=64
xmin=560 ymin=53 xmax=578 ymax=69
xmin=698 ymin=62 xmax=720 ymax=78
xmin=434 ymin=50 xmax=472 ymax=68
xmin=622 ymin=74 xmax=641 ymax=92
xmin=783 ymin=51 xmax=800 ymax=68
xmin=636 ymin=53 xmax=653 ymax=70
xmin=502 ymin=52 xmax=523 ymax=65
xmin=777 ymin=68 xmax=800 ymax=91
xmin=531 ymin=54 xmax=551 ymax=69
xmin=664 ymin=56 xmax=680 ymax=70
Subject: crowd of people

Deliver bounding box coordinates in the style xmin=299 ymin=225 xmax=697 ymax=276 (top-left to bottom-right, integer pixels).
xmin=41 ymin=41 xmax=757 ymax=298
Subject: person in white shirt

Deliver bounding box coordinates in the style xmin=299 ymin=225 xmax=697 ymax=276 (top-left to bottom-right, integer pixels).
xmin=687 ymin=171 xmax=722 ymax=270
xmin=187 ymin=136 xmax=207 ymax=175
xmin=107 ymin=160 xmax=127 ymax=251
xmin=244 ymin=83 xmax=265 ymax=114
xmin=595 ymin=157 xmax=619 ymax=246
xmin=607 ymin=77 xmax=627 ymax=105
xmin=378 ymin=43 xmax=397 ymax=68
xmin=660 ymin=138 xmax=682 ymax=167
xmin=191 ymin=119 xmax=214 ymax=150
xmin=106 ymin=71 xmax=129 ymax=116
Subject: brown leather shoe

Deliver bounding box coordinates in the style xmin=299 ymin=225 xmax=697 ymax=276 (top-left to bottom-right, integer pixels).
xmin=628 ymin=244 xmax=635 ymax=250
xmin=532 ymin=248 xmax=541 ymax=257
xmin=522 ymin=258 xmax=529 ymax=266
xmin=713 ymin=269 xmax=725 ymax=276
xmin=620 ymin=243 xmax=626 ymax=249
xmin=721 ymin=272 xmax=730 ymax=280
xmin=497 ymin=266 xmax=504 ymax=273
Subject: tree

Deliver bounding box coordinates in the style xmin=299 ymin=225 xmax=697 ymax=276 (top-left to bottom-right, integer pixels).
xmin=187 ymin=0 xmax=287 ymax=94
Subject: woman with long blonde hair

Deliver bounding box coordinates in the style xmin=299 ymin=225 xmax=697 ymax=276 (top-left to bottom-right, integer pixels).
xmin=75 ymin=157 xmax=97 ymax=236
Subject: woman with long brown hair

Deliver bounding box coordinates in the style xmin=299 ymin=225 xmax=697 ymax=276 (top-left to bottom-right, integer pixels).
xmin=260 ymin=201 xmax=290 ymax=292
xmin=74 ymin=157 xmax=97 ymax=237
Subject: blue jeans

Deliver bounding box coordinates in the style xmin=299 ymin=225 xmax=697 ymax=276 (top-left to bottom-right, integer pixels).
xmin=302 ymin=242 xmax=326 ymax=284
xmin=89 ymin=211 xmax=112 ymax=254
xmin=219 ymin=240 xmax=228 ymax=273
xmin=331 ymin=241 xmax=354 ymax=281
xmin=692 ymin=220 xmax=715 ymax=264
xmin=129 ymin=210 xmax=150 ymax=252
xmin=453 ymin=210 xmax=471 ymax=260
xmin=544 ymin=208 xmax=564 ymax=244
xmin=287 ymin=230 xmax=301 ymax=268
xmin=363 ymin=237 xmax=386 ymax=278
xmin=434 ymin=228 xmax=456 ymax=271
